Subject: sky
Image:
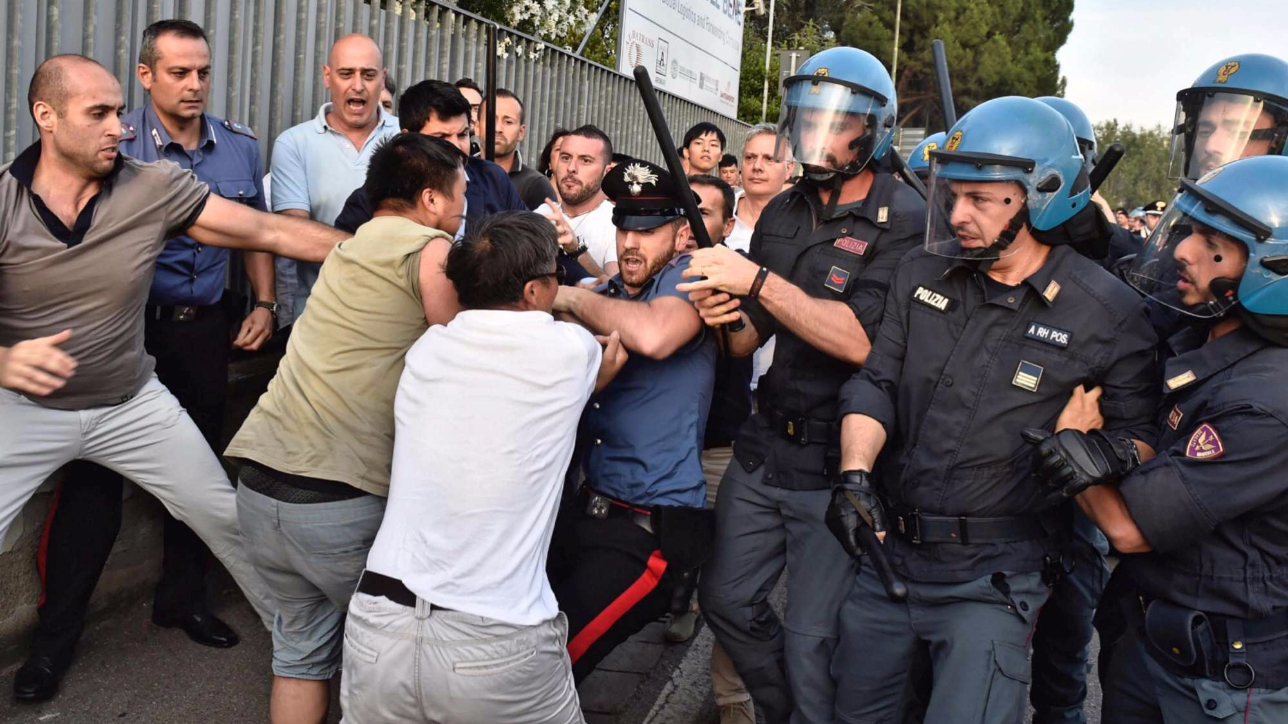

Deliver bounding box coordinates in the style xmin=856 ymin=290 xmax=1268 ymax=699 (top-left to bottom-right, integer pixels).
xmin=1057 ymin=0 xmax=1288 ymax=130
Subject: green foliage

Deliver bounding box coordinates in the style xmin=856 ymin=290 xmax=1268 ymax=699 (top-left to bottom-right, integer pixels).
xmin=739 ymin=21 xmax=833 ymax=123
xmin=837 ymin=0 xmax=1072 ymax=130
xmin=1094 ymin=120 xmax=1177 ymax=211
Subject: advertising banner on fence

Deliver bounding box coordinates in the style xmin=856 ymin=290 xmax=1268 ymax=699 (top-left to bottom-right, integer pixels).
xmin=617 ymin=0 xmax=744 ymax=119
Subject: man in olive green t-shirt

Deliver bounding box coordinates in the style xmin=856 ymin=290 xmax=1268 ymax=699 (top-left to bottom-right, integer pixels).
xmin=0 ymin=54 xmax=348 ymax=694
xmin=226 ymin=133 xmax=466 ymax=723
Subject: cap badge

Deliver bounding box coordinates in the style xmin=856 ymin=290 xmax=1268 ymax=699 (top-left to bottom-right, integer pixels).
xmin=921 ymin=142 xmax=938 ymax=162
xmin=945 ymin=130 xmax=963 ymax=151
xmin=1215 ymin=60 xmax=1241 ymax=84
xmin=624 ymin=163 xmax=658 ymax=197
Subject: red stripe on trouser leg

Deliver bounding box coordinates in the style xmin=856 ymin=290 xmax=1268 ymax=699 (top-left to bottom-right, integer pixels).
xmin=567 ymin=550 xmax=668 ymax=663
xmin=36 ymin=481 xmax=66 ymax=608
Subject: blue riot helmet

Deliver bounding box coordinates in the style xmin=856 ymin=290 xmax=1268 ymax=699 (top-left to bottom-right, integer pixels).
xmin=778 ymin=47 xmax=897 ymax=178
xmin=1036 ymin=96 xmax=1097 ymax=163
xmin=1126 ymin=156 xmax=1288 ymax=343
xmin=924 ymin=96 xmax=1089 ymax=261
xmin=1169 ymin=53 xmax=1288 ymax=180
xmin=907 ymin=132 xmax=947 ymax=181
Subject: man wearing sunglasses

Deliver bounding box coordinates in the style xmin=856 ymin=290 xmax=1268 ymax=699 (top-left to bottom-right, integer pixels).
xmin=546 ymin=159 xmax=718 ymax=683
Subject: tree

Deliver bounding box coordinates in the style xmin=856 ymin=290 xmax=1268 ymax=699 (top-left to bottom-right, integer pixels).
xmin=739 ymin=20 xmax=832 ymax=124
xmin=455 ymin=0 xmax=604 ymax=54
xmin=1094 ymin=121 xmax=1178 ymax=212
xmin=839 ymin=0 xmax=1073 ymax=131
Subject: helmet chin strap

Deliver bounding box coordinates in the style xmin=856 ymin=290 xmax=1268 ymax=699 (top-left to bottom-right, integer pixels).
xmin=965 ymin=206 xmax=1029 ymax=273
xmin=1197 ymin=277 xmax=1240 ymax=317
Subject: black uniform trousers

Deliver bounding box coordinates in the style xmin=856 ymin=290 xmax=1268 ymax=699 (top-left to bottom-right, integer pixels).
xmin=547 ymin=501 xmax=674 ymax=684
xmin=32 ymin=303 xmax=230 ymax=663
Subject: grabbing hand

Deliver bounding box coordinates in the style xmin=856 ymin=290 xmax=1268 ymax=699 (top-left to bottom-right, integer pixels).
xmin=686 ymin=288 xmax=743 ymax=328
xmin=676 ymin=246 xmax=761 ymax=296
xmin=594 ymin=330 xmax=628 ymax=391
xmin=825 ymin=470 xmax=888 ymax=559
xmin=540 ymin=200 xmax=578 ymax=255
xmin=1056 ymin=385 xmax=1103 ymax=433
xmin=1022 ymin=428 xmax=1140 ymax=497
xmin=233 ymin=307 xmax=274 ymax=351
xmin=0 ymin=329 xmax=78 ymax=396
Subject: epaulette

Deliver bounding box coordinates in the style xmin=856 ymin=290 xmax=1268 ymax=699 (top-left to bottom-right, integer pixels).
xmin=223 ymin=119 xmax=258 ymax=140
xmin=120 ymin=122 xmax=137 ymax=141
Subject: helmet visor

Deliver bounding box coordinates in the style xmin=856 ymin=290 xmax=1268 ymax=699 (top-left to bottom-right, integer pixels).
xmin=1123 ymin=203 xmax=1248 ymax=318
xmin=923 ymin=157 xmax=1031 ymax=261
xmin=777 ymin=81 xmax=891 ymax=174
xmin=1168 ymin=91 xmax=1288 ymax=180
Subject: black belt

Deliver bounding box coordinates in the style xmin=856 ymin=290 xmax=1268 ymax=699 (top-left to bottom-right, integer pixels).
xmin=580 ymin=486 xmax=653 ymax=533
xmin=892 ymin=510 xmax=1048 ymax=545
xmin=239 ymin=463 xmax=368 ymax=504
xmin=756 ymin=389 xmax=835 ymax=446
xmin=147 ymin=303 xmax=215 ymax=322
xmin=355 ymin=570 xmax=454 ymax=611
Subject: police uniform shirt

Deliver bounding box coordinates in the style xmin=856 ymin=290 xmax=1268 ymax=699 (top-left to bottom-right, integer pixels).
xmin=735 ymin=171 xmax=925 ymax=490
xmin=1118 ymin=325 xmax=1288 ymax=620
xmin=837 ymin=245 xmax=1160 ymax=583
xmin=119 ymin=105 xmax=266 ymax=306
xmin=579 ymin=254 xmax=718 ymax=508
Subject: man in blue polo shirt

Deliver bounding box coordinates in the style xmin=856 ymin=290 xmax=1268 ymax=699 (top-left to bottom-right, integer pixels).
xmin=17 ymin=20 xmax=276 ymax=702
xmin=269 ymin=32 xmax=398 ymax=320
xmin=546 ymin=159 xmax=717 ymax=682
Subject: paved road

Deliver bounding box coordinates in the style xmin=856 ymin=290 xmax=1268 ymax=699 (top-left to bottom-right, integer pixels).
xmin=0 ymin=571 xmax=1104 ymax=724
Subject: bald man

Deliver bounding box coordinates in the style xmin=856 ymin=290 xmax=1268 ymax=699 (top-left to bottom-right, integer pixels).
xmin=0 ymin=54 xmax=347 ymax=700
xmin=269 ymin=33 xmax=399 ymax=322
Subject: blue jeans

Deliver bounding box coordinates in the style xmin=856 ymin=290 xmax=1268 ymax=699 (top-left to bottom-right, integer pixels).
xmin=236 ymin=482 xmax=386 ymax=679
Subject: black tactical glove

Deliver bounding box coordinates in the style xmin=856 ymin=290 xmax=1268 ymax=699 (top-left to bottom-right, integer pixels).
xmin=1022 ymin=428 xmax=1141 ymax=497
xmin=825 ymin=470 xmax=887 ymax=559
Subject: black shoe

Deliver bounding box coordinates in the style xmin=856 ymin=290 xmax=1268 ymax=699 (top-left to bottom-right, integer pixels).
xmin=13 ymin=656 xmax=61 ymax=702
xmin=152 ymin=611 xmax=240 ymax=649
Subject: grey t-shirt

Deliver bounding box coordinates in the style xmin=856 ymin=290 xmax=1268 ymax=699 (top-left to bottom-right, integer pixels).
xmin=0 ymin=143 xmax=211 ymax=410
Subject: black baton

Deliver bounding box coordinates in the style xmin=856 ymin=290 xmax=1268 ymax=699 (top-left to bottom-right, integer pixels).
xmin=842 ymin=490 xmax=909 ymax=601
xmin=631 ymin=65 xmax=713 ymax=250
xmin=1089 ymin=142 xmax=1125 ymax=193
xmin=889 ymin=150 xmax=928 ymax=201
xmin=931 ymin=39 xmax=957 ymax=130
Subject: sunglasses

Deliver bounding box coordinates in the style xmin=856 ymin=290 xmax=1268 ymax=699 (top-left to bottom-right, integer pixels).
xmin=525 ymin=265 xmax=568 ymax=285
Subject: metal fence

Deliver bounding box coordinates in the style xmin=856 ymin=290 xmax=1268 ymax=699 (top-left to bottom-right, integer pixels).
xmin=0 ymin=0 xmax=749 ymax=166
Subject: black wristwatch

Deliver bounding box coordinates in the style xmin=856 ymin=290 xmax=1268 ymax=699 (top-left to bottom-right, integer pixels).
xmin=561 ymin=242 xmax=589 ymax=258
xmin=254 ymin=301 xmax=279 ymax=321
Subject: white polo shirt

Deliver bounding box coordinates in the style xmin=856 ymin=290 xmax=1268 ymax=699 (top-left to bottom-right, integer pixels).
xmin=366 ymin=309 xmax=600 ymax=625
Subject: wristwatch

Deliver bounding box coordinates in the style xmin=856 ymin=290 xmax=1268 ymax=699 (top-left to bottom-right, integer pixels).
xmin=561 ymin=242 xmax=589 ymax=258
xmin=254 ymin=301 xmax=279 ymax=321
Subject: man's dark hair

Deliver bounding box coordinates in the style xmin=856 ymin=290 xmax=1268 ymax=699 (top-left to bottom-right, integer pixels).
xmin=139 ymin=19 xmax=209 ymax=68
xmin=28 ymin=54 xmax=109 ymax=120
xmin=565 ymin=124 xmax=614 ymax=163
xmin=384 ymin=75 xmax=397 ymax=97
xmin=364 ymin=134 xmax=467 ymax=212
xmin=689 ymin=174 xmax=735 ymax=223
xmin=539 ymin=127 xmax=570 ymax=177
xmin=718 ymin=153 xmax=738 ymax=169
xmin=398 ymin=80 xmax=471 ymax=133
xmin=454 ymin=77 xmax=483 ymax=96
xmin=446 ymin=211 xmax=559 ymax=309
xmin=683 ymin=121 xmax=726 ymax=151
xmin=1115 ymin=207 xmax=1127 ymax=215
xmin=493 ymin=88 xmax=524 ymax=124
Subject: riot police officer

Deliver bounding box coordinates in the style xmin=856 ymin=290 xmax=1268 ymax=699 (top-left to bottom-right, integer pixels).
xmin=829 ymin=96 xmax=1159 ymax=723
xmin=679 ymin=46 xmax=926 ymax=723
xmin=1027 ymin=154 xmax=1288 ymax=723
xmin=1168 ymin=53 xmax=1288 ymax=181
xmin=907 ymin=132 xmax=946 ymax=183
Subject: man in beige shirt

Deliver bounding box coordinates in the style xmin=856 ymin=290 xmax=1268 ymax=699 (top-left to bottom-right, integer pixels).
xmin=226 ymin=133 xmax=465 ymax=724
xmin=0 ymin=54 xmax=345 ymax=700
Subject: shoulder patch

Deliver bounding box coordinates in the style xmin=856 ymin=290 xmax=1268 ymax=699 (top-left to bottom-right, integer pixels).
xmin=912 ymin=285 xmax=956 ymax=312
xmin=223 ymin=119 xmax=258 ymax=140
xmin=119 ymin=122 xmax=137 ymax=141
xmin=1185 ymin=423 xmax=1224 ymax=460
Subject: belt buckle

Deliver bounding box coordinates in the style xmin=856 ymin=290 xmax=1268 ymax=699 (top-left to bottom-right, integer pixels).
xmin=586 ymin=493 xmax=611 ymax=519
xmin=174 ymin=305 xmax=196 ymax=322
xmin=897 ymin=512 xmax=922 ymax=545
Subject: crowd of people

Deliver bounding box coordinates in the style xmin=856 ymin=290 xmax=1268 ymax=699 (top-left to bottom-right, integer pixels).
xmin=1 ymin=17 xmax=1287 ymax=724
